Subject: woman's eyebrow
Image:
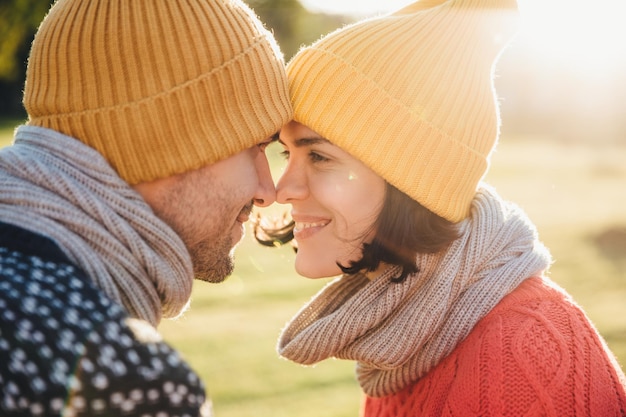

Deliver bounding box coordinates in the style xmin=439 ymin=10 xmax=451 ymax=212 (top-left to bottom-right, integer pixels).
xmin=278 ymin=137 xmax=330 ymax=147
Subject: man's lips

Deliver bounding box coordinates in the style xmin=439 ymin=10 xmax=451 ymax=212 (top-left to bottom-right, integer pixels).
xmin=236 ymin=202 xmax=253 ymax=223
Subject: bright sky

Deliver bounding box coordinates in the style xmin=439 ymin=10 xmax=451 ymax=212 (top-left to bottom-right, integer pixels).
xmin=300 ymin=0 xmax=626 ymax=77
xmin=299 ymin=0 xmax=411 ymax=15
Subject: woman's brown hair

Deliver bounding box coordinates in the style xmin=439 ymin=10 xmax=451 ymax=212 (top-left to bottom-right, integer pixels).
xmin=255 ymin=182 xmax=460 ymax=282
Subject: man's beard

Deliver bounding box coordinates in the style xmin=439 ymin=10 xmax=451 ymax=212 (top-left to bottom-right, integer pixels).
xmin=189 ymin=234 xmax=236 ymax=283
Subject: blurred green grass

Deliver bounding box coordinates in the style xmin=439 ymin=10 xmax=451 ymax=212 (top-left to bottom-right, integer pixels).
xmin=1 ymin=120 xmax=625 ymax=416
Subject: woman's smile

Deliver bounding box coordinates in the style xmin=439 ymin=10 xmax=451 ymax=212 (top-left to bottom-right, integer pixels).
xmin=293 ymin=217 xmax=331 ymax=239
xmin=276 ymin=121 xmax=386 ymax=278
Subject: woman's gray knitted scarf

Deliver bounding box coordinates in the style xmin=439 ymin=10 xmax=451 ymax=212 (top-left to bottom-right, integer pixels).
xmin=278 ymin=185 xmax=552 ymax=397
xmin=0 ymin=126 xmax=193 ymax=326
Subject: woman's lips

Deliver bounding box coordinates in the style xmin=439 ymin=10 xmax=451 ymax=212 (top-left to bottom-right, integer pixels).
xmin=292 ymin=218 xmax=331 ymax=239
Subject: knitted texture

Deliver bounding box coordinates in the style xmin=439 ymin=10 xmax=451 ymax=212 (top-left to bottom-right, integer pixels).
xmin=24 ymin=0 xmax=292 ymax=184
xmin=0 ymin=235 xmax=210 ymax=416
xmin=287 ymin=0 xmax=519 ymax=222
xmin=279 ymin=186 xmax=552 ymax=396
xmin=363 ymin=277 xmax=626 ymax=416
xmin=0 ymin=126 xmax=193 ymax=326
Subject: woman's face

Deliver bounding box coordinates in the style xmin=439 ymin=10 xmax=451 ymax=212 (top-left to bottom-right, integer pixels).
xmin=276 ymin=121 xmax=386 ymax=278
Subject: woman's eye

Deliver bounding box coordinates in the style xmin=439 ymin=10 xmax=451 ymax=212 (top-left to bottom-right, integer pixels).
xmin=278 ymin=149 xmax=329 ymax=163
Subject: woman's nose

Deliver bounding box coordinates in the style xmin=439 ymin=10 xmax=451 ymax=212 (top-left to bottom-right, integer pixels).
xmin=276 ymin=162 xmax=308 ymax=204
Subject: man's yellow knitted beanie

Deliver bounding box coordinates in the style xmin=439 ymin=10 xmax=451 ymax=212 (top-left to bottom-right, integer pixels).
xmin=287 ymin=0 xmax=519 ymax=222
xmin=23 ymin=0 xmax=293 ymax=184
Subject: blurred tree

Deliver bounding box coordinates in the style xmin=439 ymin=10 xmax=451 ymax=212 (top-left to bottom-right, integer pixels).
xmin=0 ymin=0 xmax=53 ymax=117
xmin=248 ymin=0 xmax=306 ymax=60
xmin=0 ymin=0 xmax=52 ymax=80
xmin=247 ymin=0 xmax=349 ymax=60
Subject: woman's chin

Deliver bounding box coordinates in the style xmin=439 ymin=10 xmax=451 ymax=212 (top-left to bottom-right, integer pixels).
xmin=294 ymin=259 xmax=341 ymax=279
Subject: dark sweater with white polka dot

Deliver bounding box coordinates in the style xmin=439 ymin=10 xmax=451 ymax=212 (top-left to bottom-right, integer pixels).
xmin=0 ymin=221 xmax=209 ymax=416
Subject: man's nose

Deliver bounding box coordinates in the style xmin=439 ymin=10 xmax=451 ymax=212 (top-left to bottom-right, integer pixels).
xmin=253 ymin=151 xmax=276 ymax=207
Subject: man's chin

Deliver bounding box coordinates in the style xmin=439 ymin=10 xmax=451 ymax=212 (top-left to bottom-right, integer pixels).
xmin=199 ymin=253 xmax=234 ymax=283
xmin=191 ymin=242 xmax=236 ymax=283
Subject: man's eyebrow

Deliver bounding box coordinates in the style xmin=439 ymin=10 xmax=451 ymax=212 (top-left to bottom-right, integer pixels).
xmin=277 ymin=136 xmax=330 ymax=147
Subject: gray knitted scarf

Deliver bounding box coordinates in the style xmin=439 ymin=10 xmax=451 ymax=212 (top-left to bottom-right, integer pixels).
xmin=0 ymin=126 xmax=193 ymax=326
xmin=278 ymin=185 xmax=552 ymax=397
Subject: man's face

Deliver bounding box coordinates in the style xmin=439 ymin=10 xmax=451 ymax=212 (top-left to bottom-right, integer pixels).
xmin=134 ymin=139 xmax=275 ymax=282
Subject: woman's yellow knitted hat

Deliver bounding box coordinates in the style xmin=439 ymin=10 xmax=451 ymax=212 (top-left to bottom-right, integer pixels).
xmin=287 ymin=0 xmax=519 ymax=222
xmin=24 ymin=0 xmax=292 ymax=184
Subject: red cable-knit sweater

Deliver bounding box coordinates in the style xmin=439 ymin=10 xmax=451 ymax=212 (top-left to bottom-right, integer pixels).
xmin=363 ymin=277 xmax=626 ymax=417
